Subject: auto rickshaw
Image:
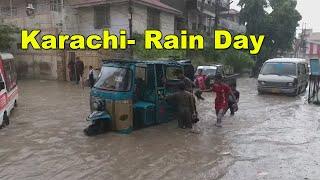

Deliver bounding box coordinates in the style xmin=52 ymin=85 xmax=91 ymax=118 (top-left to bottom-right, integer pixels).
xmin=84 ymin=59 xmax=184 ymax=136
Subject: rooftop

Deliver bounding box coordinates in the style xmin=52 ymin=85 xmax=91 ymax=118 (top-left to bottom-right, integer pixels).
xmin=266 ymin=58 xmax=307 ymax=63
xmin=0 ymin=53 xmax=14 ymax=60
xmin=70 ymin=0 xmax=182 ymax=15
xmin=307 ymin=32 xmax=320 ymax=42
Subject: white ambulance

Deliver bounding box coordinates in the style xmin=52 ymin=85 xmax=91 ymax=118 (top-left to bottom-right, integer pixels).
xmin=0 ymin=53 xmax=18 ymax=129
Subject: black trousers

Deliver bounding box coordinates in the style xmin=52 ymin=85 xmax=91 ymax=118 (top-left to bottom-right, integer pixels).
xmin=228 ymin=102 xmax=235 ymax=114
xmin=178 ymin=109 xmax=192 ymax=128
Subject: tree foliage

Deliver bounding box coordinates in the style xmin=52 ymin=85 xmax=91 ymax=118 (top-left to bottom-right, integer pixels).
xmin=0 ymin=24 xmax=19 ymax=51
xmin=132 ymin=33 xmax=254 ymax=73
xmin=132 ymin=33 xmax=186 ymax=60
xmin=219 ymin=49 xmax=255 ymax=73
xmin=238 ymin=0 xmax=269 ymax=35
xmin=198 ymin=38 xmax=255 ymax=73
xmin=238 ymin=0 xmax=302 ymax=74
xmin=268 ymin=0 xmax=302 ymax=53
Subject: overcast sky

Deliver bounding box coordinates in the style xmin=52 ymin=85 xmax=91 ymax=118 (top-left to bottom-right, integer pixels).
xmin=230 ymin=0 xmax=320 ymax=32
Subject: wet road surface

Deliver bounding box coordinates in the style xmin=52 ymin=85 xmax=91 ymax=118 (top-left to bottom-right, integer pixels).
xmin=0 ymin=78 xmax=320 ymax=180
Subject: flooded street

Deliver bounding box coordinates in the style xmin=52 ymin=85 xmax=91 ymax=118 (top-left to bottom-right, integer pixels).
xmin=1 ymin=78 xmax=320 ymax=180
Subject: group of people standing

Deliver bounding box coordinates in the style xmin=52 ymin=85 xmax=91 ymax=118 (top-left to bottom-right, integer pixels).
xmin=68 ymin=57 xmax=97 ymax=88
xmin=166 ymin=69 xmax=240 ymax=129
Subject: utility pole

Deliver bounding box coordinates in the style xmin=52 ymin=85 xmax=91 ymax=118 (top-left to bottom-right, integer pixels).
xmin=185 ymin=0 xmax=190 ymax=58
xmin=297 ymin=23 xmax=307 ymax=58
xmin=10 ymin=0 xmax=13 ymax=17
xmin=128 ymin=0 xmax=133 ymax=59
xmin=199 ymin=0 xmax=205 ymax=33
xmin=214 ymin=0 xmax=221 ymax=31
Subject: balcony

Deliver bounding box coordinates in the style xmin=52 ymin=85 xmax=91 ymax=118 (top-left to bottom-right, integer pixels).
xmin=219 ymin=18 xmax=246 ymax=33
xmin=220 ymin=0 xmax=231 ymax=9
xmin=197 ymin=0 xmax=230 ymax=12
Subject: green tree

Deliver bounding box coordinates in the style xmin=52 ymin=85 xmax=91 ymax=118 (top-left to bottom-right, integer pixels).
xmin=219 ymin=49 xmax=255 ymax=73
xmin=238 ymin=0 xmax=268 ymax=35
xmin=268 ymin=0 xmax=302 ymax=55
xmin=132 ymin=33 xmax=186 ymax=60
xmin=238 ymin=0 xmax=301 ymax=75
xmin=0 ymin=24 xmax=19 ymax=51
xmin=191 ymin=38 xmax=254 ymax=72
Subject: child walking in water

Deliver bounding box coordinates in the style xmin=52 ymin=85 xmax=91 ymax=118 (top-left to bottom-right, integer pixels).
xmin=228 ymin=84 xmax=240 ymax=116
xmin=203 ymin=74 xmax=233 ymax=127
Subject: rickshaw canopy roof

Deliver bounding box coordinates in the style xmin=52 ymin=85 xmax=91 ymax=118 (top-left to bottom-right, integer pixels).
xmin=102 ymin=59 xmax=183 ymax=67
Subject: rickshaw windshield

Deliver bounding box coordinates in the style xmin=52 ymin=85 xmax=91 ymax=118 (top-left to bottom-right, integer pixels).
xmin=166 ymin=66 xmax=182 ymax=80
xmin=94 ymin=66 xmax=132 ymax=91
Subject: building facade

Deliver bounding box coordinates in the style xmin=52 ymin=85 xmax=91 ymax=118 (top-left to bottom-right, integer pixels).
xmin=295 ymin=29 xmax=320 ymax=61
xmin=161 ymin=0 xmax=245 ymax=35
xmin=0 ymin=0 xmax=181 ymax=80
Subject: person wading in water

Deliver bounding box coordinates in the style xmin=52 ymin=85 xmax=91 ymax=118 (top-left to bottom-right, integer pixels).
xmin=166 ymin=83 xmax=198 ymax=129
xmin=202 ymin=74 xmax=235 ymax=127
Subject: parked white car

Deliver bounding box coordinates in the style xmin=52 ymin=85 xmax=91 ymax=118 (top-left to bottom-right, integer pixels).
xmin=257 ymin=58 xmax=309 ymax=96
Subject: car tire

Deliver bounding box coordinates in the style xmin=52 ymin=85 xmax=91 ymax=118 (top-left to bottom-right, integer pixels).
xmin=1 ymin=113 xmax=9 ymax=128
xmin=258 ymin=90 xmax=263 ymax=95
xmin=14 ymin=100 xmax=18 ymax=108
xmin=291 ymin=87 xmax=300 ymax=96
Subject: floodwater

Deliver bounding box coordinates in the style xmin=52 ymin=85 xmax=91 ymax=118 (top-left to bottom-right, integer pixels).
xmin=1 ymin=78 xmax=320 ymax=180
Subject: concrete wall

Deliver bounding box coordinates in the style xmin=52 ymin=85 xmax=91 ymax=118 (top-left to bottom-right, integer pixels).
xmin=1 ymin=0 xmax=177 ymax=80
xmin=15 ymin=52 xmax=60 ymax=80
xmin=132 ymin=4 xmax=148 ymax=34
xmin=64 ymin=3 xmax=175 ymax=35
xmin=160 ymin=11 xmax=175 ymax=36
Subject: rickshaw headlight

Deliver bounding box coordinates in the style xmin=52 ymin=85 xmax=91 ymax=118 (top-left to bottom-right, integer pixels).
xmin=90 ymin=96 xmax=105 ymax=111
xmin=93 ymin=101 xmax=99 ymax=110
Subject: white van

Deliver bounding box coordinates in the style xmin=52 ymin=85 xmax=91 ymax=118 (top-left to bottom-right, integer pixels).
xmin=0 ymin=53 xmax=18 ymax=129
xmin=257 ymin=58 xmax=309 ymax=95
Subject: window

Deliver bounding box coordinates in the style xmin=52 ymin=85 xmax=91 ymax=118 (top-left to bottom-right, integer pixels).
xmin=298 ymin=64 xmax=306 ymax=75
xmin=3 ymin=59 xmax=17 ymax=91
xmin=29 ymin=0 xmax=38 ymax=12
xmin=175 ymin=18 xmax=184 ymax=33
xmin=192 ymin=23 xmax=197 ymax=31
xmin=147 ymin=8 xmax=160 ymax=29
xmin=135 ymin=66 xmax=147 ymax=98
xmin=50 ymin=0 xmax=61 ymax=12
xmin=94 ymin=5 xmax=110 ymax=29
xmin=155 ymin=64 xmax=164 ymax=87
xmin=0 ymin=6 xmax=17 ymax=16
xmin=135 ymin=66 xmax=146 ymax=82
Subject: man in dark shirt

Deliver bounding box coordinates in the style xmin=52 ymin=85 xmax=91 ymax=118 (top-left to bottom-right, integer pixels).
xmin=68 ymin=60 xmax=75 ymax=81
xmin=75 ymin=57 xmax=84 ymax=84
xmin=166 ymin=83 xmax=198 ymax=129
xmin=88 ymin=66 xmax=95 ymax=88
xmin=176 ymin=70 xmax=194 ymax=93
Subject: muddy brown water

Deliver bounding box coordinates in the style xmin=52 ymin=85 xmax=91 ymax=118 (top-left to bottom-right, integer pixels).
xmin=0 ymin=78 xmax=320 ymax=180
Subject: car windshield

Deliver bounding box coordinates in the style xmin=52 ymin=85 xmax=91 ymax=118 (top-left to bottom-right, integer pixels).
xmin=261 ymin=63 xmax=296 ymax=76
xmin=198 ymin=68 xmax=216 ymax=76
xmin=94 ymin=66 xmax=132 ymax=91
